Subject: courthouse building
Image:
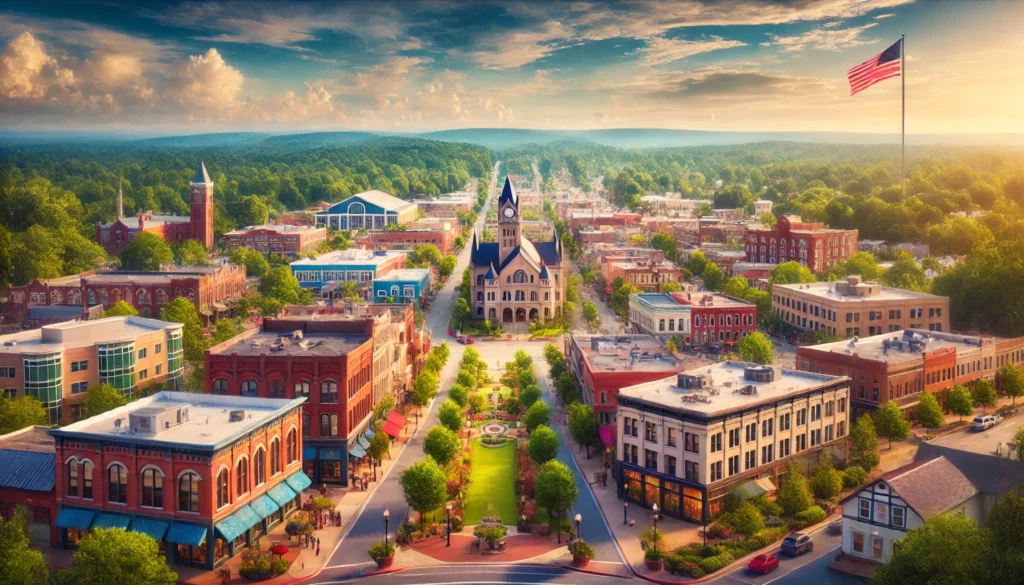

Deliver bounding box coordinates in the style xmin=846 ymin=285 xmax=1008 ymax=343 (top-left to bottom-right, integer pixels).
xmin=745 ymin=215 xmax=858 ymax=272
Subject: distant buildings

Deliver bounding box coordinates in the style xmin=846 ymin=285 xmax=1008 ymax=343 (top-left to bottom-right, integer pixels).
xmin=410 ymin=194 xmax=475 ymax=217
xmin=222 ymin=225 xmax=327 ymax=257
xmin=628 ymin=292 xmax=758 ymax=349
xmin=745 ymin=215 xmax=858 ymax=271
xmin=50 ymin=391 xmax=307 ymax=570
xmin=773 ymin=276 xmax=950 ymax=338
xmin=361 ymin=219 xmax=458 ymax=254
xmin=603 ymin=258 xmax=684 ymax=293
xmin=314 ymin=191 xmax=419 ymax=231
xmin=616 ymin=361 xmax=850 ymax=523
xmin=754 ymin=200 xmax=773 ymax=217
xmin=290 ymin=249 xmax=406 ymax=299
xmin=372 ymin=269 xmax=431 ymax=307
xmin=0 ymin=316 xmax=185 ymax=424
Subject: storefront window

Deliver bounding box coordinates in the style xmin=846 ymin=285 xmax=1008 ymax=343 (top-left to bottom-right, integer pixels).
xmin=66 ymin=528 xmax=88 ymax=545
xmin=683 ymin=487 xmax=703 ymax=523
xmin=663 ymin=482 xmax=681 ymax=516
xmin=321 ymin=461 xmax=341 ymax=483
xmin=644 ymin=475 xmax=660 ymax=509
xmin=624 ymin=470 xmax=642 ymax=503
xmin=215 ymin=538 xmax=229 ymax=562
xmin=232 ymin=534 xmax=246 ymax=550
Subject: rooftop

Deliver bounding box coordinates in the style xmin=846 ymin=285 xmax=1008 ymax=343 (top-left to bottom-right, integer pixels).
xmin=291 ymin=249 xmax=405 ymax=267
xmin=619 ymin=361 xmax=847 ymax=417
xmin=225 ymin=224 xmax=325 ymax=236
xmin=775 ymin=278 xmax=946 ymax=302
xmin=0 ymin=427 xmax=55 ymax=493
xmin=50 ymin=391 xmax=305 ymax=451
xmin=0 ymin=316 xmax=181 ymax=354
xmin=572 ymin=334 xmax=681 ymax=373
xmin=210 ymin=329 xmax=370 ymax=357
xmin=324 ymin=190 xmax=416 ymax=213
xmin=0 ymin=425 xmax=55 ymax=453
xmin=374 ymin=268 xmax=431 ymax=282
xmin=411 ymin=195 xmax=474 ymax=205
xmin=878 ymin=457 xmax=978 ymax=520
xmin=83 ymin=266 xmax=234 ymax=285
xmin=803 ymin=329 xmax=988 ymax=364
xmin=631 ymin=292 xmax=755 ymax=310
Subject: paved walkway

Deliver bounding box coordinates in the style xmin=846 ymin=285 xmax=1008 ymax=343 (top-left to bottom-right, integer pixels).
xmin=409 ymin=532 xmax=564 ymax=563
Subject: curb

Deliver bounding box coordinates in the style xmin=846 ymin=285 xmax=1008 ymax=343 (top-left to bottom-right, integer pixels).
xmin=554 ymin=560 xmax=634 ymax=580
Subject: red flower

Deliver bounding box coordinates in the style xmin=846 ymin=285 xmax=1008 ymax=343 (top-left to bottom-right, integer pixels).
xmin=270 ymin=544 xmax=289 ymax=556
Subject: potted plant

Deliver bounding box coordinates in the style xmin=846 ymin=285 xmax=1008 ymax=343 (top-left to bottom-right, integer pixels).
xmin=568 ymin=539 xmax=595 ymax=567
xmin=369 ymin=541 xmax=396 ymax=569
xmin=644 ymin=548 xmax=664 ymax=572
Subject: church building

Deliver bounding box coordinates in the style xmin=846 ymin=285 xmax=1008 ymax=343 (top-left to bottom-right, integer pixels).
xmin=470 ymin=177 xmax=564 ymax=323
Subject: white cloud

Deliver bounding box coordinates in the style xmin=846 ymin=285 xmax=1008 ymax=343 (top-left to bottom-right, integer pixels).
xmin=467 ymin=21 xmax=571 ymax=69
xmin=637 ymin=35 xmax=747 ymax=66
xmin=0 ymin=32 xmax=75 ymax=99
xmin=172 ymin=48 xmax=247 ymax=117
xmin=874 ymin=13 xmax=896 ymax=19
xmin=766 ymin=23 xmax=880 ymax=52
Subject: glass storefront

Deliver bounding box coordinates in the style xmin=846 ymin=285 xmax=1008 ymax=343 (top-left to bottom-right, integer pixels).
xmin=624 ymin=470 xmax=642 ymax=503
xmin=98 ymin=342 xmax=135 ymax=399
xmin=663 ymin=482 xmax=681 ymax=516
xmin=621 ymin=465 xmax=707 ymax=524
xmin=65 ymin=528 xmax=88 ymax=545
xmin=644 ymin=475 xmax=661 ymax=509
xmin=176 ymin=543 xmax=207 ymax=565
xmin=166 ymin=331 xmax=184 ymax=390
xmin=683 ymin=487 xmax=703 ymax=522
xmin=215 ymin=538 xmax=229 ymax=562
xmin=24 ymin=353 xmax=62 ymax=424
xmin=321 ymin=461 xmax=341 ymax=483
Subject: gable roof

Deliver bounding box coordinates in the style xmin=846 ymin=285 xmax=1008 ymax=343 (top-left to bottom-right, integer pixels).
xmin=914 ymin=442 xmax=1024 ymax=499
xmin=498 ymin=176 xmax=518 ymax=208
xmin=881 ymin=456 xmax=978 ymax=520
xmin=323 ymin=190 xmax=416 ymax=214
xmin=192 ymin=161 xmax=211 ymax=184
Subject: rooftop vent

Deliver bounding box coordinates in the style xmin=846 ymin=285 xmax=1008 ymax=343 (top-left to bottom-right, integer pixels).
xmin=744 ymin=365 xmax=775 ymax=383
xmin=229 ymin=410 xmax=246 ymax=422
xmin=292 ymin=330 xmax=304 ymax=340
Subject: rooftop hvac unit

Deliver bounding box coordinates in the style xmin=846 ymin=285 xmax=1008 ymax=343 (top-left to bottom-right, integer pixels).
xmin=229 ymin=410 xmax=246 ymax=422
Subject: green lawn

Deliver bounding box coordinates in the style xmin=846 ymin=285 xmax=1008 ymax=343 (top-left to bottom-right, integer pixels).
xmin=462 ymin=439 xmax=517 ymax=525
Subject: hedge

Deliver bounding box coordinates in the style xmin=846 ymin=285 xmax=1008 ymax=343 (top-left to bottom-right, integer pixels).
xmin=696 ymin=551 xmax=734 ymax=574
xmin=795 ymin=505 xmax=827 ymax=527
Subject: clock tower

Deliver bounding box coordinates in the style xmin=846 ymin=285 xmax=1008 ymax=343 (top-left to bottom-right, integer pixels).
xmin=497 ymin=176 xmax=521 ymax=266
xmin=189 ymin=160 xmax=214 ymax=249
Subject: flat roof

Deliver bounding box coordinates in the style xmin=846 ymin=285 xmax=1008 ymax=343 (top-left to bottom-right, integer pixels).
xmin=51 ymin=391 xmax=305 ymax=450
xmin=0 ymin=316 xmax=181 ymax=354
xmin=620 ymin=361 xmax=846 ymax=417
xmin=803 ymin=329 xmax=987 ymax=364
xmin=211 ymin=330 xmax=370 ymax=357
xmin=291 ymin=249 xmax=405 ymax=267
xmin=632 ymin=292 xmax=755 ymax=310
xmin=572 ymin=334 xmax=680 ymax=373
xmin=775 ymin=281 xmax=946 ymax=302
xmin=374 ymin=269 xmax=430 ymax=282
xmin=225 ymin=224 xmax=324 ymax=235
xmin=84 ymin=267 xmax=230 ymax=284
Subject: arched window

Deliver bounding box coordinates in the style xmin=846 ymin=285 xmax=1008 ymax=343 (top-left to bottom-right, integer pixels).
xmin=88 ymin=290 xmax=96 ymax=305
xmin=213 ymin=379 xmax=229 ymax=395
xmin=141 ymin=468 xmax=164 ymax=508
xmin=295 ymin=381 xmax=310 ymax=398
xmin=513 ymin=270 xmax=528 ymax=283
xmin=348 ymin=202 xmax=365 ymax=215
xmin=241 ymin=380 xmax=257 ymax=397
xmin=137 ymin=289 xmax=150 ymax=305
xmin=108 ymin=464 xmax=128 ymax=504
xmin=83 ymin=461 xmax=94 ymax=499
xmin=236 ymin=458 xmax=249 ymax=496
xmin=179 ymin=472 xmax=199 ymax=513
xmin=270 ymin=439 xmax=281 ymax=475
xmin=254 ymin=448 xmax=266 ymax=486
xmin=476 ymin=275 xmax=484 ymax=286
xmin=67 ymin=459 xmax=79 ymax=497
xmin=217 ymin=468 xmax=229 ymax=509
xmin=302 ymin=413 xmax=310 ymax=437
xmin=155 ymin=289 xmax=169 ymax=304
xmin=320 ymin=381 xmax=338 ymax=404
xmin=51 ymin=290 xmax=63 ymax=305
xmin=287 ymin=429 xmax=298 ymax=464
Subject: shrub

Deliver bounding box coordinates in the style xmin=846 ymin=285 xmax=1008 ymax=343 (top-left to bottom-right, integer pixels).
xmin=794 ymin=505 xmax=828 ymax=527
xmin=720 ymin=501 xmax=765 ymax=538
xmin=859 ymin=451 xmax=880 ymax=472
xmin=285 ymin=517 xmax=312 ymax=538
xmin=239 ymin=546 xmax=290 ymax=578
xmin=843 ymin=465 xmax=868 ymax=488
xmin=568 ymin=539 xmax=595 ymax=559
xmin=474 ymin=525 xmax=508 ymax=549
xmin=705 ymin=522 xmax=730 ymax=539
xmin=368 ymin=541 xmax=395 ymax=561
xmin=641 ymin=527 xmax=664 ymax=550
xmin=749 ymin=494 xmax=783 ymax=517
xmin=696 ymin=551 xmax=734 ymax=574
xmin=748 ymin=527 xmax=788 ymax=550
xmin=450 ymin=515 xmax=464 ymax=532
xmin=644 ymin=548 xmax=663 ymax=562
xmin=662 ymin=552 xmax=683 ymax=574
xmin=689 ymin=566 xmax=706 ymax=578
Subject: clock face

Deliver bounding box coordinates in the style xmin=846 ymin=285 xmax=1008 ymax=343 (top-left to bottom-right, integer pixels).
xmin=503 ymin=207 xmax=515 ymax=218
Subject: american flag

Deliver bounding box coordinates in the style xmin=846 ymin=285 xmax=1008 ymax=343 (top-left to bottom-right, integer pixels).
xmin=848 ymin=38 xmax=902 ymax=96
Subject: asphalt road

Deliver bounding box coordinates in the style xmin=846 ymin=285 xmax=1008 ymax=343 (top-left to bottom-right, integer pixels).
xmin=317 ymin=564 xmax=628 ymax=585
xmin=930 ymin=410 xmax=1024 ymax=457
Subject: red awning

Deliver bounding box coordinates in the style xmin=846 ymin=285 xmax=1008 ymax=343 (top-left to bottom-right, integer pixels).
xmin=382 ymin=420 xmax=402 ymax=438
xmin=598 ymin=424 xmax=616 ymax=446
xmin=387 ymin=410 xmax=406 ymax=427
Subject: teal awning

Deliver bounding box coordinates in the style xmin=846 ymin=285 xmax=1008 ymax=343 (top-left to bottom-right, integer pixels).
xmin=216 ymin=505 xmax=262 ymax=542
xmin=303 ymin=446 xmax=317 ymax=460
xmin=166 ymin=522 xmax=207 ymax=546
xmin=284 ymin=470 xmax=312 ymax=493
xmin=364 ymin=428 xmax=375 ymax=439
xmin=130 ymin=517 xmax=169 ymax=541
xmin=55 ymin=508 xmax=95 ymax=530
xmin=92 ymin=513 xmax=131 ymax=530
xmin=357 ymin=436 xmax=371 ymax=449
xmin=267 ymin=482 xmax=298 ymax=507
xmin=349 ymin=445 xmax=366 ymax=457
xmin=249 ymin=495 xmax=280 ymax=519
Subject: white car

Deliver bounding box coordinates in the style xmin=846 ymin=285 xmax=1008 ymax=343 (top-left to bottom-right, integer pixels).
xmin=971 ymin=415 xmax=1001 ymax=431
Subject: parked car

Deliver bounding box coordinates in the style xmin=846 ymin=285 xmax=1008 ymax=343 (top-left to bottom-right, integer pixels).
xmin=748 ymin=554 xmax=780 ymax=574
xmin=972 ymin=415 xmax=1001 ymax=431
xmin=455 ymin=335 xmax=475 ymax=345
xmin=781 ymin=533 xmax=814 ymax=556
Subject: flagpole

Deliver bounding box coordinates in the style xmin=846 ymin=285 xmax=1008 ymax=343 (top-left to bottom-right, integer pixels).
xmin=901 ymin=34 xmax=905 ymax=199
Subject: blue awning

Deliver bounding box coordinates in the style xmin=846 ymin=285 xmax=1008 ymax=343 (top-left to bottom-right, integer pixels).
xmin=249 ymin=495 xmax=280 ymax=519
xmin=166 ymin=522 xmax=207 ymax=546
xmin=364 ymin=428 xmax=375 ymax=439
xmin=349 ymin=445 xmax=367 ymax=457
xmin=130 ymin=517 xmax=170 ymax=541
xmin=216 ymin=505 xmax=262 ymax=542
xmin=303 ymin=446 xmax=317 ymax=460
xmin=92 ymin=513 xmax=131 ymax=530
xmin=284 ymin=470 xmax=312 ymax=493
xmin=267 ymin=482 xmax=298 ymax=507
xmin=55 ymin=508 xmax=95 ymax=530
xmin=357 ymin=436 xmax=371 ymax=449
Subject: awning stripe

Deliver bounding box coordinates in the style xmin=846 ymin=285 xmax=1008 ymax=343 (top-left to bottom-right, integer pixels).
xmin=349 ymin=445 xmax=367 ymax=458
xmin=284 ymin=470 xmax=312 ymax=493
xmin=166 ymin=522 xmax=207 ymax=546
xmin=267 ymin=482 xmax=298 ymax=507
xmin=130 ymin=517 xmax=170 ymax=541
xmin=249 ymin=495 xmax=280 ymax=519
xmin=92 ymin=513 xmax=131 ymax=530
xmin=215 ymin=505 xmax=262 ymax=542
xmin=55 ymin=508 xmax=95 ymax=530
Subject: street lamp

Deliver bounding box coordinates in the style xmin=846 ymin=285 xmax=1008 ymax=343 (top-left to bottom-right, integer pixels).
xmin=446 ymin=504 xmax=453 ymax=547
xmin=651 ymin=504 xmax=659 ymax=553
xmin=383 ymin=509 xmax=390 ymax=548
xmin=623 ymin=501 xmax=629 ymax=525
xmin=574 ymin=513 xmax=582 ymax=540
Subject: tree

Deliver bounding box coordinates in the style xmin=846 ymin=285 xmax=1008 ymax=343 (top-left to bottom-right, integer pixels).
xmin=582 ymin=302 xmax=599 ymax=327
xmin=701 ymin=263 xmax=725 ymax=291
xmin=514 ymin=349 xmax=533 ymax=372
xmin=438 ymin=255 xmax=457 ymax=279
xmin=399 ymin=457 xmax=448 ymax=527
xmin=721 ymin=501 xmax=766 ymax=538
xmin=64 ymin=528 xmax=178 ymax=585
xmin=777 ymin=461 xmax=813 ymax=516
xmin=174 ymin=239 xmax=208 ymax=267
xmin=259 ymin=266 xmax=312 ymax=304
xmin=567 ymin=403 xmax=599 ymax=458
xmin=738 ymin=332 xmax=773 ymax=364
xmin=0 ymin=396 xmax=49 ymax=433
xmin=100 ymin=300 xmax=139 ymax=318
xmin=973 ymin=378 xmax=998 ymax=413
xmin=438 ymin=399 xmax=464 ymax=433
xmin=453 ymin=297 xmax=471 ymax=329
xmin=456 ymin=367 xmax=476 ymax=390
xmin=874 ymin=402 xmax=911 ymax=449
xmin=84 ymin=383 xmax=128 ymax=417
xmin=120 ymin=232 xmax=173 ymax=271
xmin=770 ymin=261 xmax=816 ymax=285
xmin=367 ymin=430 xmax=391 ymax=463
xmin=525 ymin=401 xmax=551 ymax=432
xmin=555 ymin=372 xmax=579 ymax=403
xmin=986 ymin=489 xmax=1024 ymax=581
xmin=810 ymin=452 xmax=843 ymax=500
xmin=946 ymin=386 xmax=974 ymax=421
xmin=516 ymin=370 xmax=536 ymax=392
xmin=873 ymin=514 xmax=995 ymax=585
xmin=411 ymin=371 xmax=439 ymax=407
xmin=1015 ymin=428 xmax=1024 ymax=464
xmin=660 ymin=281 xmax=683 ymax=293
xmin=423 ymin=425 xmax=461 ymax=465
xmin=849 ymin=414 xmax=879 ymax=467
xmin=520 ymin=384 xmax=542 ymax=410
xmin=229 ymin=247 xmax=270 ymax=279
xmin=448 ymin=384 xmax=469 ymax=407
xmin=0 ymin=505 xmax=48 ymax=585
xmin=528 ymin=425 xmax=560 ymax=464
xmin=534 ymin=460 xmax=578 ymax=543
xmin=158 ymin=297 xmax=205 ymax=365
xmin=468 ymin=393 xmax=487 ymax=414
xmin=883 ymin=252 xmax=929 ymax=291
xmin=236 ymin=194 xmax=270 ymax=226
xmin=916 ymin=392 xmax=945 ymax=429
xmin=721 ymin=276 xmax=749 ymax=298
xmin=373 ymin=396 xmax=396 ymax=421
xmin=1000 ymin=363 xmax=1024 ymax=406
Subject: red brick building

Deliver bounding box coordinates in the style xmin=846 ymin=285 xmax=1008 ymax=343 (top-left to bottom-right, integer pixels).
xmin=628 ymin=292 xmax=758 ymax=350
xmin=745 ymin=215 xmax=858 ymax=272
xmin=222 ymin=225 xmax=328 ymax=257
xmin=50 ymin=392 xmax=307 ymax=570
xmin=0 ymin=426 xmax=58 ymax=547
xmin=205 ymin=323 xmax=375 ymax=486
xmin=361 ymin=223 xmax=457 ymax=255
xmin=603 ymin=258 xmax=684 ymax=293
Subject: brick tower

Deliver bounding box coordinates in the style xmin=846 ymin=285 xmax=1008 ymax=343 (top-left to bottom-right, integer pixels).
xmin=190 ymin=161 xmax=214 ymax=248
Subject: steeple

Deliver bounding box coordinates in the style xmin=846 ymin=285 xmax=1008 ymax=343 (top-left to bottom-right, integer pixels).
xmin=498 ymin=176 xmax=517 ymax=208
xmin=116 ymin=178 xmax=123 ymax=219
xmin=192 ymin=160 xmax=212 ymax=185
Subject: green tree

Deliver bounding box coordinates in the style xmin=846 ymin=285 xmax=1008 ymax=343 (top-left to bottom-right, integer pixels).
xmin=883 ymin=251 xmax=929 ymax=291
xmin=874 ymin=402 xmax=911 ymax=449
xmin=411 ymin=371 xmax=439 ymax=407
xmin=259 ymin=265 xmax=312 ymax=304
xmin=810 ymin=452 xmax=843 ymax=500
xmin=1000 ymin=363 xmax=1024 ymax=406
xmin=582 ymin=302 xmax=599 ymax=327
xmin=423 ymin=425 xmax=461 ymax=465
xmin=408 ymin=243 xmax=442 ymax=267
xmin=229 ymin=247 xmax=270 ymax=279
xmin=973 ymin=378 xmax=998 ymax=413
xmin=0 ymin=505 xmax=48 ymax=585
xmin=453 ymin=297 xmax=471 ymax=329
xmin=174 ymin=239 xmax=208 ymax=267
xmin=916 ymin=392 xmax=945 ymax=429
xmin=738 ymin=332 xmax=773 ymax=364
xmin=777 ymin=461 xmax=813 ymax=516
xmin=721 ymin=276 xmax=749 ymax=298
xmin=438 ymin=255 xmax=457 ymax=279
xmin=158 ymin=297 xmax=205 ymax=365
xmin=873 ymin=514 xmax=994 ymax=585
xmin=236 ymin=195 xmax=270 ymax=226
xmin=520 ymin=384 xmax=542 ymax=410
xmin=986 ymin=489 xmax=1024 ymax=581
xmin=367 ymin=430 xmax=392 ymax=463
xmin=849 ymin=414 xmax=879 ymax=468
xmin=438 ymin=399 xmax=464 ymax=433
xmin=514 ymin=349 xmax=533 ymax=371
xmin=660 ymin=281 xmax=683 ymax=293
xmin=448 ymin=384 xmax=469 ymax=408
xmin=468 ymin=393 xmax=487 ymax=415
xmin=0 ymin=396 xmax=49 ymax=434
xmin=721 ymin=501 xmax=766 ymax=538
xmin=770 ymin=261 xmax=816 ymax=285
xmin=65 ymin=528 xmax=178 ymax=585
xmin=84 ymin=383 xmax=128 ymax=417
xmin=525 ymin=401 xmax=552 ymax=432
xmin=1015 ymin=428 xmax=1024 ymax=464
xmin=399 ymin=457 xmax=448 ymax=527
xmin=456 ymin=368 xmax=476 ymax=390
xmin=946 ymin=386 xmax=974 ymax=421
xmin=554 ymin=372 xmax=578 ymax=403
xmin=373 ymin=396 xmax=396 ymax=421
xmin=100 ymin=300 xmax=139 ymax=318
xmin=534 ymin=460 xmax=578 ymax=543
xmin=120 ymin=232 xmax=173 ymax=271
xmin=567 ymin=402 xmax=599 ymax=458
xmin=528 ymin=425 xmax=559 ymax=464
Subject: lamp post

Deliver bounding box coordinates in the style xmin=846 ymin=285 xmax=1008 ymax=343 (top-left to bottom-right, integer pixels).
xmin=651 ymin=504 xmax=659 ymax=553
xmin=623 ymin=501 xmax=629 ymax=525
xmin=446 ymin=504 xmax=453 ymax=547
xmin=383 ymin=509 xmax=390 ymax=549
xmin=574 ymin=513 xmax=582 ymax=541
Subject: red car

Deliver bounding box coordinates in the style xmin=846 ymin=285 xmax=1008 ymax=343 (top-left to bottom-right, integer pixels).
xmin=748 ymin=553 xmax=780 ymax=574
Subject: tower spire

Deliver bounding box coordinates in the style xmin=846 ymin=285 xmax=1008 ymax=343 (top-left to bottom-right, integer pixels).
xmin=116 ymin=178 xmax=123 ymax=219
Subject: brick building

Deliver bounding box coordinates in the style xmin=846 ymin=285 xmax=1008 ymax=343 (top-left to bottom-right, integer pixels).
xmin=745 ymin=215 xmax=858 ymax=272
xmin=629 ymin=292 xmax=758 ymax=350
xmin=361 ymin=220 xmax=457 ymax=255
xmin=222 ymin=225 xmax=327 ymax=257
xmin=565 ymin=333 xmax=683 ymax=424
xmin=731 ymin=262 xmax=775 ymax=282
xmin=290 ymin=249 xmax=406 ymax=298
xmin=603 ymin=258 xmax=684 ymax=293
xmin=410 ymin=195 xmax=475 ymax=218
xmin=50 ymin=392 xmax=307 ymax=570
xmin=0 ymin=426 xmax=58 ymax=547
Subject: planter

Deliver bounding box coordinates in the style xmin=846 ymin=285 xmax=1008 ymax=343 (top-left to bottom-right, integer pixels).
xmin=241 ymin=572 xmax=272 ymax=582
xmin=572 ymin=555 xmax=591 ymax=568
xmin=375 ymin=555 xmax=395 ymax=569
xmin=645 ymin=559 xmax=664 ymax=572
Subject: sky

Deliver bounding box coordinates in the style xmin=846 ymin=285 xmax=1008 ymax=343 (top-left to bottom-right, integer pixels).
xmin=0 ymin=0 xmax=1021 ymax=135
